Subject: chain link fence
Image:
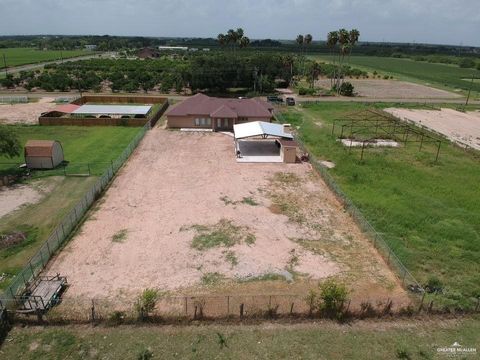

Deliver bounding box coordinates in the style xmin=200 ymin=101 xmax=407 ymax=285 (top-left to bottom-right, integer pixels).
xmin=275 ymin=112 xmax=422 ymax=292
xmin=0 ymin=121 xmax=151 ymax=303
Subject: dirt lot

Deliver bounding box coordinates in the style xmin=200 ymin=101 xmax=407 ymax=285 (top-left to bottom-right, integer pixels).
xmin=315 ymin=79 xmax=462 ymax=99
xmin=385 ymin=108 xmax=480 ymax=150
xmin=0 ymin=178 xmax=59 ymax=219
xmin=46 ymin=129 xmax=408 ymax=305
xmin=0 ymin=97 xmax=56 ymax=124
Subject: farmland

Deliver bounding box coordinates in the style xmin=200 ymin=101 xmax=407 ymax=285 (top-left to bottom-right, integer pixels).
xmin=279 ymin=102 xmax=480 ymax=307
xmin=0 ymin=125 xmax=141 ymax=289
xmin=0 ymin=48 xmax=91 ymax=68
xmin=311 ymin=55 xmax=480 ymax=97
xmin=1 ymin=316 xmax=479 ymax=359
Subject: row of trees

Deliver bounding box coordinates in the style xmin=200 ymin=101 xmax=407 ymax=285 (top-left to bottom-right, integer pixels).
xmin=1 ymin=53 xmax=307 ymax=94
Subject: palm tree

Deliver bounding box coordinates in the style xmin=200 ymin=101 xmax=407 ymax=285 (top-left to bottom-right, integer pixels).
xmin=302 ymin=34 xmax=313 ymax=76
xmin=310 ymin=62 xmax=322 ymax=88
xmin=327 ymin=31 xmax=339 ymax=87
xmin=239 ymin=36 xmax=250 ymax=49
xmin=217 ymin=33 xmax=227 ymax=47
xmin=296 ymin=34 xmax=304 ymax=49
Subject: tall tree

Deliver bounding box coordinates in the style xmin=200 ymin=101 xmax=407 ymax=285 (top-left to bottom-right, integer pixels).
xmin=327 ymin=31 xmax=339 ymax=87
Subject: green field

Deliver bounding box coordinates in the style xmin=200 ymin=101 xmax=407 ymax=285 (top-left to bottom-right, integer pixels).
xmin=1 ymin=317 xmax=479 ymax=359
xmin=279 ymin=103 xmax=480 ymax=307
xmin=312 ymin=55 xmax=480 ymax=97
xmin=0 ymin=48 xmax=91 ymax=68
xmin=0 ymin=125 xmax=141 ymax=289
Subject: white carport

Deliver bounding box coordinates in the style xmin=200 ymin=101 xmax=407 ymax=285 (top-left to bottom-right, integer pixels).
xmin=233 ymin=121 xmax=297 ymax=163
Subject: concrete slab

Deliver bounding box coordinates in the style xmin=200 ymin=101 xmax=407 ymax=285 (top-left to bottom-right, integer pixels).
xmin=236 ymin=139 xmax=283 ymax=163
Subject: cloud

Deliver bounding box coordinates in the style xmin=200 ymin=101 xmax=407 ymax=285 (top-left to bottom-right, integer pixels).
xmin=0 ymin=0 xmax=478 ymax=46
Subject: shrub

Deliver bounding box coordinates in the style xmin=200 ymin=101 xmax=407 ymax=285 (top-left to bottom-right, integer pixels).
xmin=459 ymin=58 xmax=475 ymax=68
xmin=425 ymin=276 xmax=443 ymax=294
xmin=137 ymin=348 xmax=153 ymax=360
xmin=136 ymin=288 xmax=159 ymax=318
xmin=338 ymin=82 xmax=354 ymax=96
xmin=318 ymin=279 xmax=349 ymax=318
xmin=298 ymin=87 xmax=315 ymax=96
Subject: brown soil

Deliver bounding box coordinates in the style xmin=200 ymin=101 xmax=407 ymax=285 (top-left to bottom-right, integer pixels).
xmin=385 ymin=108 xmax=480 ymax=150
xmin=315 ymin=79 xmax=462 ymax=99
xmin=46 ymin=129 xmax=409 ymax=306
xmin=0 ymin=97 xmax=56 ymax=124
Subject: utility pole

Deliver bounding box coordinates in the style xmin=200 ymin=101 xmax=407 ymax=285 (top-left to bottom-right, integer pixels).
xmin=465 ymin=71 xmax=475 ymax=106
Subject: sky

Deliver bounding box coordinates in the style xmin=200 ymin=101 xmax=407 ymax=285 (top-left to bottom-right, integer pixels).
xmin=0 ymin=0 xmax=479 ymax=46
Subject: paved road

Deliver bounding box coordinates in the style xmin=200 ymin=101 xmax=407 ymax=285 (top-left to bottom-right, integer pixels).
xmin=0 ymin=90 xmax=478 ymax=105
xmin=1 ymin=52 xmax=112 ymax=76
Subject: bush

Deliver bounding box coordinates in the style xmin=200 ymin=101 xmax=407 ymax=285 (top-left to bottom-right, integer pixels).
xmin=338 ymin=82 xmax=354 ymax=96
xmin=298 ymin=87 xmax=315 ymax=96
xmin=136 ymin=288 xmax=160 ymax=319
xmin=459 ymin=58 xmax=475 ymax=69
xmin=317 ymin=279 xmax=349 ymax=318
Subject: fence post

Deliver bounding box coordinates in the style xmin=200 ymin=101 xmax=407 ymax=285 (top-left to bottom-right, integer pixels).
xmin=91 ymin=299 xmax=95 ymax=325
xmin=418 ymin=292 xmax=426 ymax=312
xmin=227 ymin=296 xmax=230 ymax=315
xmin=184 ymin=297 xmax=188 ymax=316
xmin=240 ymin=303 xmax=244 ymax=318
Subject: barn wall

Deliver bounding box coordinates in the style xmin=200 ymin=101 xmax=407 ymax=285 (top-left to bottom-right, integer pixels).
xmin=26 ymin=157 xmax=54 ymax=169
xmin=52 ymin=142 xmax=64 ymax=167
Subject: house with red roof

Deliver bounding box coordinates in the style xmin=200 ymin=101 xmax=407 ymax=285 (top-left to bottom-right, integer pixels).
xmin=165 ymin=93 xmax=274 ymax=130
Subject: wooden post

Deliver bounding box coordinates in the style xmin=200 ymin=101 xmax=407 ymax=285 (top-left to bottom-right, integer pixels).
xmin=240 ymin=303 xmax=244 ymax=318
xmin=227 ymin=296 xmax=230 ymax=315
xmin=418 ymin=292 xmax=426 ymax=312
xmin=290 ymin=302 xmax=294 ymax=315
xmin=435 ymin=142 xmax=441 ymax=162
xmin=194 ymin=306 xmax=198 ymax=320
xmin=428 ymin=300 xmax=434 ymax=313
xmin=184 ymin=297 xmax=188 ymax=316
xmin=91 ymin=299 xmax=95 ymax=325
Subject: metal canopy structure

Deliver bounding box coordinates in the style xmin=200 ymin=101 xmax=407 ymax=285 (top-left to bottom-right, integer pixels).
xmin=332 ymin=109 xmax=442 ymax=161
xmin=233 ymin=121 xmax=293 ymax=140
xmin=72 ymin=104 xmax=152 ymax=116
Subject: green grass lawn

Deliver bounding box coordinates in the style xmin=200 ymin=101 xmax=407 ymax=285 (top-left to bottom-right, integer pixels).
xmin=311 ymin=55 xmax=480 ymax=97
xmin=1 ymin=48 xmax=91 ymax=68
xmin=279 ymin=103 xmax=480 ymax=307
xmin=1 ymin=317 xmax=479 ymax=359
xmin=0 ymin=125 xmax=141 ymax=176
xmin=0 ymin=125 xmax=141 ymax=290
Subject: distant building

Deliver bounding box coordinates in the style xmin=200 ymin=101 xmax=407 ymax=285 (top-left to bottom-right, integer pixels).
xmin=137 ymin=47 xmax=160 ymax=59
xmin=158 ymin=46 xmax=188 ymax=51
xmin=85 ymin=44 xmax=97 ymax=51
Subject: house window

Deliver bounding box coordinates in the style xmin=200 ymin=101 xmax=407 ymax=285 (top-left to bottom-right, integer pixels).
xmin=195 ymin=118 xmax=200 ymax=126
xmin=224 ymin=118 xmax=228 ymax=127
xmin=206 ymin=118 xmax=211 ymax=126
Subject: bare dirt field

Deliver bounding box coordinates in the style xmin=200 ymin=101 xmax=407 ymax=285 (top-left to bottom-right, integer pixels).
xmin=0 ymin=97 xmax=56 ymax=124
xmin=0 ymin=178 xmax=59 ymax=219
xmin=46 ymin=129 xmax=408 ymax=306
xmin=315 ymin=79 xmax=462 ymax=99
xmin=385 ymin=108 xmax=480 ymax=150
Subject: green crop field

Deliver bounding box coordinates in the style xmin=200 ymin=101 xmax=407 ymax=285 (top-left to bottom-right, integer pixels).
xmin=311 ymin=55 xmax=480 ymax=97
xmin=1 ymin=317 xmax=479 ymax=359
xmin=0 ymin=48 xmax=91 ymax=68
xmin=0 ymin=125 xmax=141 ymax=290
xmin=279 ymin=103 xmax=480 ymax=307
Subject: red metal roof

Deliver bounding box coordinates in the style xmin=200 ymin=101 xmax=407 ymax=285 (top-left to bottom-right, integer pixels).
xmin=55 ymin=104 xmax=81 ymax=113
xmin=166 ymin=93 xmax=272 ymax=118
